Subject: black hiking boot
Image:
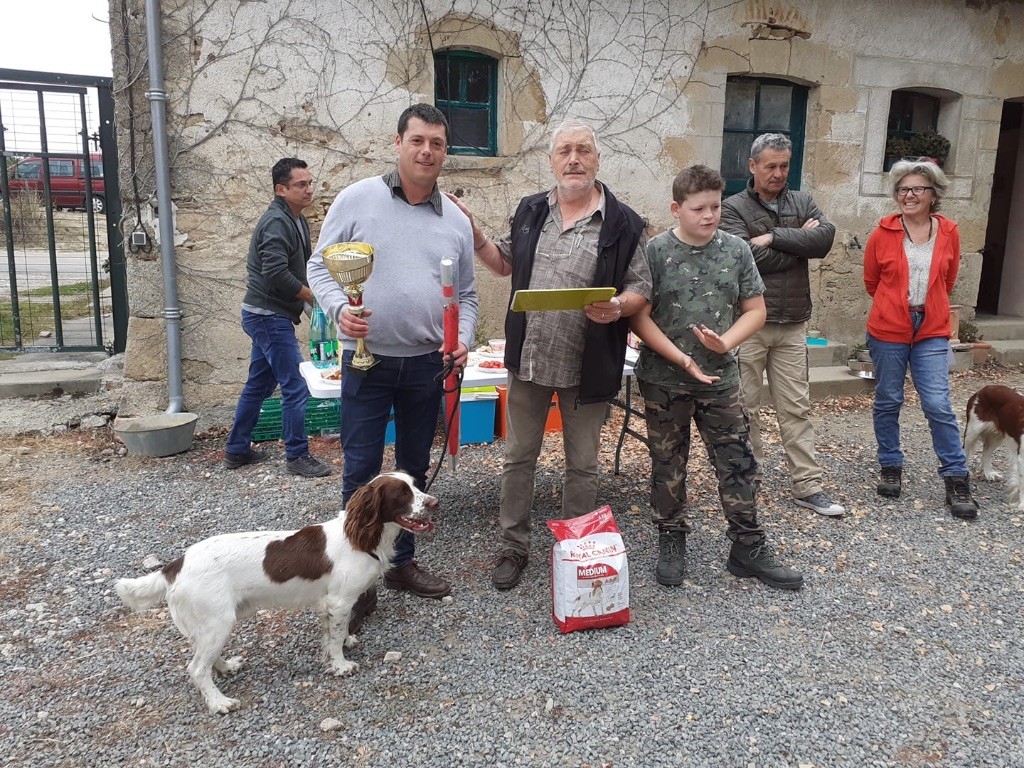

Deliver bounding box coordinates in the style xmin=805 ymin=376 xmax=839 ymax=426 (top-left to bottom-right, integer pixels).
xmin=223 ymin=447 xmax=268 ymax=470
xmin=655 ymin=529 xmax=686 ymax=587
xmin=944 ymin=474 xmax=979 ymax=520
xmin=727 ymin=539 xmax=804 ymax=590
xmin=878 ymin=466 xmax=902 ymax=498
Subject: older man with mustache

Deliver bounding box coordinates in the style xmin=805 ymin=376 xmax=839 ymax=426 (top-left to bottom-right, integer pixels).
xmin=451 ymin=120 xmax=651 ymax=590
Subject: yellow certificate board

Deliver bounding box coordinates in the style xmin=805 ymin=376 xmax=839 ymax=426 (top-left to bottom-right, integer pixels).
xmin=511 ymin=287 xmax=616 ymax=312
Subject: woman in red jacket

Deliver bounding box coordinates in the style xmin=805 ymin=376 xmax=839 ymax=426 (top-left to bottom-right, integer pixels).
xmin=863 ymin=159 xmax=977 ymax=519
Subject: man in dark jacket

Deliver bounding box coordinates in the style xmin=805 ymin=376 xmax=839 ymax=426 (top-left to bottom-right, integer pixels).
xmin=450 ymin=120 xmax=651 ymax=590
xmin=720 ymin=134 xmax=844 ymax=517
xmin=223 ymin=158 xmax=331 ymax=478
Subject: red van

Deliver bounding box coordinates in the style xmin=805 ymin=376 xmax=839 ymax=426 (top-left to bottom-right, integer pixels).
xmin=2 ymin=154 xmax=106 ymax=213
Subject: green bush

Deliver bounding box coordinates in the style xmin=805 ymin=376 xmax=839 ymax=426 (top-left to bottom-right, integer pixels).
xmin=884 ymin=135 xmax=912 ymax=158
xmin=906 ymin=129 xmax=950 ymax=165
xmin=958 ymin=319 xmax=981 ymax=343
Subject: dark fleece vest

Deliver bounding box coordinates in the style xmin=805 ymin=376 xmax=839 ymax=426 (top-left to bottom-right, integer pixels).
xmin=504 ymin=185 xmax=646 ymax=405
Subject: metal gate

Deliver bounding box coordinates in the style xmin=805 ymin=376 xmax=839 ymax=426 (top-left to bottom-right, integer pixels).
xmin=0 ymin=69 xmax=127 ymax=353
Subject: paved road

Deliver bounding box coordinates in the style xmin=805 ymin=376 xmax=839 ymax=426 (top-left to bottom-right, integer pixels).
xmin=0 ymin=246 xmax=107 ymax=290
xmin=2 ymin=206 xmax=111 ymax=291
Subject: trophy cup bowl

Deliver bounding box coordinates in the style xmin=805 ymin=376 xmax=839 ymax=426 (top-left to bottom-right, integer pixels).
xmin=322 ymin=241 xmax=377 ymax=373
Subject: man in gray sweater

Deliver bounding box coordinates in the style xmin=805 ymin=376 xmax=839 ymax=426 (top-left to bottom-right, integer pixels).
xmin=720 ymin=133 xmax=844 ymax=518
xmin=308 ymin=104 xmax=478 ymax=599
xmin=223 ymin=158 xmax=331 ymax=478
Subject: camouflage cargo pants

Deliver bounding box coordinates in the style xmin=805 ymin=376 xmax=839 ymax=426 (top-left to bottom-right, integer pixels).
xmin=638 ymin=380 xmax=764 ymax=545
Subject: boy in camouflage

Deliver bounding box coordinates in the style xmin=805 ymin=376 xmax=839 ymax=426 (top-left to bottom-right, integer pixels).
xmin=630 ymin=165 xmax=803 ymax=590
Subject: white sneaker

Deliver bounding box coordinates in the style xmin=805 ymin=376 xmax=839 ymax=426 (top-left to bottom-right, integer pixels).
xmin=795 ymin=491 xmax=845 ymax=517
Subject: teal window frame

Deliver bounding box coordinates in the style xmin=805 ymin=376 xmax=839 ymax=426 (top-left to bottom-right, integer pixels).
xmin=883 ymin=90 xmax=941 ymax=170
xmin=720 ymin=76 xmax=808 ymax=195
xmin=434 ymin=51 xmax=498 ymax=156
xmin=887 ymin=90 xmax=939 ymax=138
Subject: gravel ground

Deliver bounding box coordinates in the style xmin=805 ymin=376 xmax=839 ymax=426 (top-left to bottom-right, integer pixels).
xmin=2 ymin=365 xmax=1023 ymax=767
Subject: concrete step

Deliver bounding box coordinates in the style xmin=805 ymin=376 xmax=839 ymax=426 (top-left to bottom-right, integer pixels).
xmin=753 ymin=365 xmax=875 ymax=405
xmin=809 ymin=365 xmax=876 ymax=400
xmin=0 ymin=352 xmax=113 ymax=399
xmin=0 ymin=368 xmax=105 ymax=398
xmin=973 ymin=313 xmax=1024 ymax=341
xmin=807 ymin=341 xmax=850 ymax=367
xmin=988 ymin=340 xmax=1024 ymax=366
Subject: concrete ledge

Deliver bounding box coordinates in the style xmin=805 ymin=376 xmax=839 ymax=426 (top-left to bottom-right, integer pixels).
xmin=974 ymin=315 xmax=1024 ymax=341
xmin=754 ymin=365 xmax=875 ymax=405
xmin=0 ymin=369 xmax=105 ymax=399
xmin=988 ymin=341 xmax=1024 ymax=365
xmin=950 ymin=345 xmax=973 ymax=372
xmin=807 ymin=342 xmax=851 ymax=367
xmin=809 ymin=365 xmax=876 ymax=400
xmin=0 ymin=352 xmax=108 ymax=372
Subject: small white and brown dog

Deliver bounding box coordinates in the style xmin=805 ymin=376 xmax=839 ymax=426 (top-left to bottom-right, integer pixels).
xmin=570 ymin=579 xmax=606 ymax=617
xmin=963 ymin=384 xmax=1024 ymax=510
xmin=115 ymin=472 xmax=437 ymax=714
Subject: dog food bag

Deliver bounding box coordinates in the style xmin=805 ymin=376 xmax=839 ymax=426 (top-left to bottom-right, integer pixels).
xmin=547 ymin=505 xmax=629 ymax=634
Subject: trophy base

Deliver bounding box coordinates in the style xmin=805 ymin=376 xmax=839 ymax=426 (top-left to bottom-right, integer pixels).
xmin=347 ymin=354 xmax=379 ymax=377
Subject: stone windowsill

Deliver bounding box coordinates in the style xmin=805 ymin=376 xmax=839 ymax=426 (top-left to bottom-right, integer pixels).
xmin=443 ymin=156 xmax=513 ymax=175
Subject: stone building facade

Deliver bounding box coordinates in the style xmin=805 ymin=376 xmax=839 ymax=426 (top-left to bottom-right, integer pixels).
xmin=109 ymin=0 xmax=1024 ymax=411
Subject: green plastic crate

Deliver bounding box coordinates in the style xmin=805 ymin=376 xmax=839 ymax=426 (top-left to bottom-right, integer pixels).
xmin=251 ymin=396 xmax=340 ymax=442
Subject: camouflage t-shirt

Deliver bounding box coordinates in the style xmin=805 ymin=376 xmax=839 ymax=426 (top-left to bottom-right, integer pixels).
xmin=635 ymin=228 xmax=764 ymax=392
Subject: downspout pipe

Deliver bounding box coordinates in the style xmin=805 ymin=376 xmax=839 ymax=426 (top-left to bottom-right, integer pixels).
xmin=143 ymin=0 xmax=184 ymax=414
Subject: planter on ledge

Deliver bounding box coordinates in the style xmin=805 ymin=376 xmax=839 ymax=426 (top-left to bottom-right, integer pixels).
xmin=848 ymin=359 xmax=875 ymax=379
xmin=972 ymin=341 xmax=992 ymax=366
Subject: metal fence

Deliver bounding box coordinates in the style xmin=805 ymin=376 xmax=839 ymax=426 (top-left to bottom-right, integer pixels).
xmin=0 ymin=69 xmax=126 ymax=353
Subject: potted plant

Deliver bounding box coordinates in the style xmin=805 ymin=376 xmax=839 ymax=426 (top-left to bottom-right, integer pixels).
xmin=883 ymin=135 xmax=912 ymax=171
xmin=849 ymin=343 xmax=872 ymax=363
xmin=959 ymin=318 xmax=992 ymax=366
xmin=906 ymin=128 xmax=951 ymax=168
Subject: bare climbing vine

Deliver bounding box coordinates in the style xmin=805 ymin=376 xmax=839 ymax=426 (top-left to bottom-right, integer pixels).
xmin=110 ymin=0 xmax=717 ymax=337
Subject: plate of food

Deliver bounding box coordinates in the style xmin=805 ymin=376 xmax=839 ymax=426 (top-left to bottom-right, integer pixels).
xmin=319 ymin=366 xmax=342 ymax=381
xmin=475 ymin=344 xmax=505 ymax=359
xmin=476 ymin=359 xmax=506 ymax=372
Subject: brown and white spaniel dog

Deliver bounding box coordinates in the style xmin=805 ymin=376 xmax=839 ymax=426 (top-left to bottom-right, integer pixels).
xmin=115 ymin=472 xmax=436 ymax=714
xmin=964 ymin=384 xmax=1024 ymax=511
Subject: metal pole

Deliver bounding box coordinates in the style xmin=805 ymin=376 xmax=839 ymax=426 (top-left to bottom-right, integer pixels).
xmin=0 ymin=98 xmax=23 ymax=348
xmin=78 ymin=92 xmax=103 ymax=348
xmin=98 ymin=85 xmax=127 ymax=353
xmin=143 ymin=0 xmax=184 ymax=413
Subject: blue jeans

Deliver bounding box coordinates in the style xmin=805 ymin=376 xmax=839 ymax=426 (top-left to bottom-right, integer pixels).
xmin=339 ymin=349 xmax=443 ymax=568
xmin=226 ymin=311 xmax=309 ymax=460
xmin=868 ymin=314 xmax=967 ymax=476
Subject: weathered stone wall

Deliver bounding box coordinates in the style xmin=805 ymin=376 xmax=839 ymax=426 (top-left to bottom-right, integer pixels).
xmin=109 ymin=0 xmax=1024 ymax=411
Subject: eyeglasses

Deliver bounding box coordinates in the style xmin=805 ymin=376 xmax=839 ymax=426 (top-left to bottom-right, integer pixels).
xmin=287 ymin=180 xmax=313 ymax=190
xmin=896 ymin=185 xmax=934 ymax=197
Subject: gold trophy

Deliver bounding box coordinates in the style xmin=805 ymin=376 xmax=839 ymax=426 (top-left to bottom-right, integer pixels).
xmin=322 ymin=241 xmax=377 ymax=373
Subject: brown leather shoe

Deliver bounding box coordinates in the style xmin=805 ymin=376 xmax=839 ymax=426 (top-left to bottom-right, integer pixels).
xmin=383 ymin=561 xmax=451 ymax=598
xmin=492 ymin=551 xmax=528 ymax=590
xmin=346 ymin=586 xmax=378 ymax=635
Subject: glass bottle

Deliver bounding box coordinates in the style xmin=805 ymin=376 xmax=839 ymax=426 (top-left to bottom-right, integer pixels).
xmin=309 ymin=301 xmax=336 ymax=369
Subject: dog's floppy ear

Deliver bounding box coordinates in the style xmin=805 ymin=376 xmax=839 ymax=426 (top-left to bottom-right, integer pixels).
xmin=344 ymin=481 xmax=384 ymax=553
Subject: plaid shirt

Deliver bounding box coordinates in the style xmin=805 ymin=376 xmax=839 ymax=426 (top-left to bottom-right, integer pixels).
xmin=496 ymin=184 xmax=651 ymax=388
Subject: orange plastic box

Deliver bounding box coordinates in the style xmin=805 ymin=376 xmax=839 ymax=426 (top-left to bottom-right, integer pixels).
xmin=495 ymin=385 xmax=561 ymax=438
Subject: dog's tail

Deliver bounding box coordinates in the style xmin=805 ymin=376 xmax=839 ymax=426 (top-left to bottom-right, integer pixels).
xmin=963 ymin=390 xmax=980 ymax=448
xmin=115 ymin=570 xmax=170 ymax=611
